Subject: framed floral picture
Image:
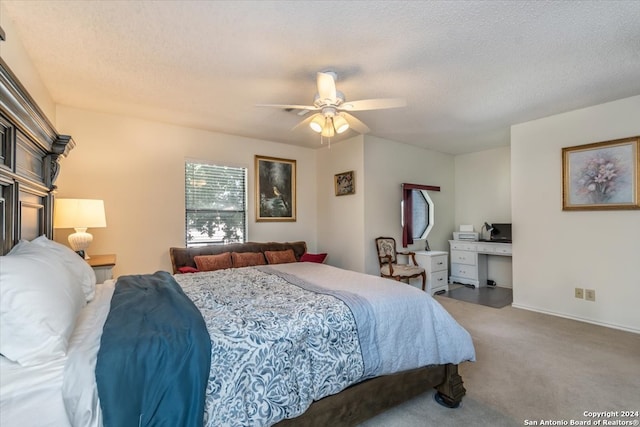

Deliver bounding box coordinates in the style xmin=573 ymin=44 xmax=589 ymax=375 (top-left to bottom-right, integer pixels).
xmin=562 ymin=136 xmax=639 ymax=210
xmin=335 ymin=170 xmax=355 ymax=196
xmin=255 ymin=155 xmax=296 ymax=221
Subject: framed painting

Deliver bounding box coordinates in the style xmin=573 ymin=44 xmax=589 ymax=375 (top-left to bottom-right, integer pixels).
xmin=255 ymin=155 xmax=296 ymax=221
xmin=335 ymin=170 xmax=355 ymax=196
xmin=562 ymin=136 xmax=639 ymax=210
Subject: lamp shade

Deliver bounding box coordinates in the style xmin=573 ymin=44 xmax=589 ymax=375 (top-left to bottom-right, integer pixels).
xmin=333 ymin=115 xmax=349 ymax=134
xmin=54 ymin=199 xmax=107 ymax=229
xmin=309 ymin=115 xmax=325 ymax=133
xmin=321 ymin=120 xmax=335 ymax=137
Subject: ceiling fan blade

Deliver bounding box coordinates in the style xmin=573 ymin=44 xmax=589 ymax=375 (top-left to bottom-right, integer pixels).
xmin=339 ymin=98 xmax=406 ymax=111
xmin=256 ymin=103 xmax=318 ymax=110
xmin=342 ymin=112 xmax=371 ymax=134
xmin=291 ymin=113 xmax=322 ymax=131
xmin=317 ymin=72 xmax=337 ymax=103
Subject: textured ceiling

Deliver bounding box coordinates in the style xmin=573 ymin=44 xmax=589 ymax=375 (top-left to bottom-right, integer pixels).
xmin=2 ymin=1 xmax=640 ymax=154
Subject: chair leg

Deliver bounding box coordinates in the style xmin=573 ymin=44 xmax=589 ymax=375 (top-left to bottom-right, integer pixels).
xmin=421 ymin=272 xmax=426 ymax=291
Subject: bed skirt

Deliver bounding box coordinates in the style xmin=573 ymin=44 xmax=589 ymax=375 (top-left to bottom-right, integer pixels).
xmin=274 ymin=363 xmax=465 ymax=427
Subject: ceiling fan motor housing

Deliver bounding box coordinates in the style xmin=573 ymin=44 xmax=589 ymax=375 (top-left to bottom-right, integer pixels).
xmin=313 ymin=91 xmax=345 ymax=108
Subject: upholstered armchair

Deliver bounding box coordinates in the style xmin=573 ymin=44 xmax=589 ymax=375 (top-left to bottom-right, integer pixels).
xmin=375 ymin=236 xmax=426 ymax=291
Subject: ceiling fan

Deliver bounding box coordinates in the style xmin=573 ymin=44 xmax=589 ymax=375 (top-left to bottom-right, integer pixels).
xmin=257 ymin=71 xmax=406 ymax=139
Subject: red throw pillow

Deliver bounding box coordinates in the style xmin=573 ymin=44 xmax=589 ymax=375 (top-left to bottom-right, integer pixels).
xmin=300 ymin=252 xmax=328 ymax=263
xmin=178 ymin=266 xmax=200 ymax=274
xmin=194 ymin=253 xmax=232 ymax=272
xmin=231 ymin=252 xmax=266 ymax=268
xmin=264 ymin=249 xmax=297 ymax=265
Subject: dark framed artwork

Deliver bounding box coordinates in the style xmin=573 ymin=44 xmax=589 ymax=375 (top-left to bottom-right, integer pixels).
xmin=562 ymin=136 xmax=639 ymax=210
xmin=255 ymin=155 xmax=296 ymax=221
xmin=334 ymin=170 xmax=355 ymax=196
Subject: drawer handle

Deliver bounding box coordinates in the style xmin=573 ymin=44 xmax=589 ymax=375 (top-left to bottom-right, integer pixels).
xmin=437 ymin=262 xmax=443 ymax=265
xmin=437 ymin=277 xmax=443 ymax=281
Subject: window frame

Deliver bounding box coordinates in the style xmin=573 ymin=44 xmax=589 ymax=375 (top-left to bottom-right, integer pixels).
xmin=401 ymin=183 xmax=440 ymax=247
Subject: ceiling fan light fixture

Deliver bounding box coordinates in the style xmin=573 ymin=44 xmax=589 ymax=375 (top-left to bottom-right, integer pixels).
xmin=333 ymin=115 xmax=349 ymax=134
xmin=260 ymin=70 xmax=405 ymax=146
xmin=309 ymin=115 xmax=324 ymax=133
xmin=321 ymin=118 xmax=335 ymax=137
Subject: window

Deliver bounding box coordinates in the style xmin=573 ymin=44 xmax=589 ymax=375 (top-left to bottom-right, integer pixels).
xmin=411 ymin=189 xmax=434 ymax=240
xmin=185 ymin=161 xmax=247 ymax=246
xmin=401 ymin=183 xmax=440 ymax=247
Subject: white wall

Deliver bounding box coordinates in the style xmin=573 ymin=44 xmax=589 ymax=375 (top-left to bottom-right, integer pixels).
xmin=455 ymin=146 xmax=512 ymax=287
xmin=54 ymin=106 xmax=318 ymax=277
xmin=363 ymin=136 xmax=455 ymax=277
xmin=316 ymin=135 xmax=366 ymax=272
xmin=511 ymin=95 xmax=640 ymax=332
xmin=0 ymin=4 xmax=56 ymax=122
xmin=454 ymin=147 xmax=511 ymax=227
xmin=316 ymin=135 xmax=456 ymax=279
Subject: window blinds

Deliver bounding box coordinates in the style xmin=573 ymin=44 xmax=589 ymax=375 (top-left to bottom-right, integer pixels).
xmin=185 ymin=162 xmax=247 ymax=246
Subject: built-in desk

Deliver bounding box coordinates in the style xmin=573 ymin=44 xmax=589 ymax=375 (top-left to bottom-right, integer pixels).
xmin=449 ymin=240 xmax=512 ymax=287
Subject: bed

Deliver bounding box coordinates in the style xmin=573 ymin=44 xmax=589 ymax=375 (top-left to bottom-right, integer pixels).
xmin=2 ymin=240 xmax=475 ymax=427
xmin=0 ymin=58 xmax=475 ymax=427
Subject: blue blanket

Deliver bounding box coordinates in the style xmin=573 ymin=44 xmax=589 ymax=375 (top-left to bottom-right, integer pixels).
xmin=96 ymin=271 xmax=211 ymax=427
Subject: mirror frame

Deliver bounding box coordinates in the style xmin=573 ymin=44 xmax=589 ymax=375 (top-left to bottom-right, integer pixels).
xmin=401 ymin=183 xmax=440 ymax=247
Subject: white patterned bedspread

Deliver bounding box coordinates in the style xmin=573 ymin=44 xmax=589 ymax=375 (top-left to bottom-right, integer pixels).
xmin=175 ymin=262 xmax=475 ymax=427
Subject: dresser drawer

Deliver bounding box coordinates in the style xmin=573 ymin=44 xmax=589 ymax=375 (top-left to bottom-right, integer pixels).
xmin=494 ymin=245 xmax=512 ymax=255
xmin=451 ymin=263 xmax=478 ymax=280
xmin=428 ymin=254 xmax=448 ymax=272
xmin=449 ymin=241 xmax=477 ymax=251
xmin=450 ymin=250 xmax=476 ymax=266
xmin=475 ymin=243 xmax=495 ymax=253
xmin=429 ymin=270 xmax=449 ymax=289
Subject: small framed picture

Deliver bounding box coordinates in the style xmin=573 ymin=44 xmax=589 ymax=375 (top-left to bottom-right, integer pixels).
xmin=562 ymin=136 xmax=639 ymax=210
xmin=335 ymin=170 xmax=355 ymax=196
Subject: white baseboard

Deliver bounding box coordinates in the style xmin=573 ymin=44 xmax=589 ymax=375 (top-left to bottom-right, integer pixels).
xmin=511 ymin=303 xmax=639 ymax=334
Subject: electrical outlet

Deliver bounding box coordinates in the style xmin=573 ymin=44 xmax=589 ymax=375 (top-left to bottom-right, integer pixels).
xmin=575 ymin=288 xmax=584 ymax=299
xmin=585 ymin=289 xmax=596 ymax=302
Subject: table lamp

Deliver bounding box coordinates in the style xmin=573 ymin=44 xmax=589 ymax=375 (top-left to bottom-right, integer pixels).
xmin=54 ymin=199 xmax=106 ymax=259
xmin=481 ymin=222 xmax=494 ymax=240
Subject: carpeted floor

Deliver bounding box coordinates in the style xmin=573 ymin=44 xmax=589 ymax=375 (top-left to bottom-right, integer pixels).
xmin=359 ymin=296 xmax=640 ymax=427
xmin=443 ymin=285 xmax=513 ymax=308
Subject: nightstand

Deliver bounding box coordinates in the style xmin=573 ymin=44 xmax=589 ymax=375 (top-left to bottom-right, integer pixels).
xmin=87 ymin=254 xmax=116 ymax=283
xmin=413 ymin=250 xmax=449 ymax=295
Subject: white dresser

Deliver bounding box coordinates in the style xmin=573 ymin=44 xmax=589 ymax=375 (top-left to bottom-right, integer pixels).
xmin=414 ymin=250 xmax=449 ymax=295
xmin=448 ymin=240 xmax=512 ymax=287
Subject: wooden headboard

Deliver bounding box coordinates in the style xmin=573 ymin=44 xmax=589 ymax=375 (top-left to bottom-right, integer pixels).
xmin=0 ymin=58 xmax=74 ymax=254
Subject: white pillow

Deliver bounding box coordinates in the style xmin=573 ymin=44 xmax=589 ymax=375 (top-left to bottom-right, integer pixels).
xmin=32 ymin=235 xmax=97 ymax=302
xmin=0 ymin=240 xmax=86 ymax=366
